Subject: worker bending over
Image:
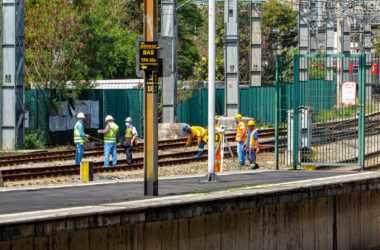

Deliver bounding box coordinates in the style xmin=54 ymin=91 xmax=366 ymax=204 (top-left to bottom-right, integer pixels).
xmin=184 ymin=125 xmax=208 ymax=158
xmin=235 ymin=114 xmax=247 ymax=166
xmin=73 ymin=112 xmax=89 ymax=165
xmin=246 ymin=120 xmax=260 ymax=169
xmin=123 ymin=117 xmax=138 ymax=164
xmin=98 ymin=115 xmax=119 ymax=167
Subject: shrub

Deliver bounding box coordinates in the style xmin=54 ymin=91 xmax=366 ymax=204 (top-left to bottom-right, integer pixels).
xmin=24 ymin=131 xmax=45 ymax=149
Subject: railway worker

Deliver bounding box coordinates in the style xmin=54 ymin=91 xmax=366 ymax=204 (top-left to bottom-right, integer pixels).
xmin=98 ymin=115 xmax=119 ymax=167
xmin=73 ymin=112 xmax=89 ymax=165
xmin=123 ymin=117 xmax=138 ymax=165
xmin=235 ymin=113 xmax=247 ymax=166
xmin=183 ymin=125 xmax=208 ymax=158
xmin=246 ymin=120 xmax=260 ymax=169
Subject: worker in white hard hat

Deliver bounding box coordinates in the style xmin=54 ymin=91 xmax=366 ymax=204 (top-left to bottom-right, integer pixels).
xmin=123 ymin=117 xmax=138 ymax=164
xmin=73 ymin=112 xmax=89 ymax=165
xmin=98 ymin=115 xmax=119 ymax=167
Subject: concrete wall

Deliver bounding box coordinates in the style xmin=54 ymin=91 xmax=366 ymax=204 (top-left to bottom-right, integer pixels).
xmin=1 ymin=175 xmax=380 ymax=249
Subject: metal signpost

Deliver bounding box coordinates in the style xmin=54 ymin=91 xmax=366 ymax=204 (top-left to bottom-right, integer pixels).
xmin=142 ymin=0 xmax=159 ymax=196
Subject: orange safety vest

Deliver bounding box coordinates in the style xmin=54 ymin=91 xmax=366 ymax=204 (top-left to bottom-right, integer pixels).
xmin=235 ymin=121 xmax=247 ymax=142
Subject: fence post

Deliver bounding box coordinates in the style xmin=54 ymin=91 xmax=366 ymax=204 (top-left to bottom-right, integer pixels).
xmin=292 ymin=55 xmax=300 ymax=170
xmin=274 ymin=55 xmax=280 ymax=170
xmin=358 ymin=53 xmax=366 ymax=169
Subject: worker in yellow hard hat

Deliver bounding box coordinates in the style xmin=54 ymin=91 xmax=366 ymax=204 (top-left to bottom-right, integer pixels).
xmin=246 ymin=119 xmax=260 ymax=169
xmin=235 ymin=113 xmax=247 ymax=166
xmin=183 ymin=125 xmax=208 ymax=158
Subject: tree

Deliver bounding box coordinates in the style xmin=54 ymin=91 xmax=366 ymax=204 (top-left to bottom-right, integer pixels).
xmin=25 ymin=0 xmax=83 ymax=90
xmin=262 ymin=0 xmax=298 ymax=83
xmin=261 ymin=0 xmax=298 ymax=83
xmin=76 ymin=0 xmax=138 ymax=79
xmin=375 ymin=38 xmax=380 ymax=53
xmin=177 ymin=0 xmax=204 ymax=79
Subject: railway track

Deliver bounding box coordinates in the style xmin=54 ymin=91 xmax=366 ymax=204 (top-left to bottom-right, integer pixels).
xmin=0 ymin=110 xmax=379 ymax=173
xmin=0 ymin=129 xmax=278 ymax=167
xmin=1 ymin=144 xmax=274 ymax=182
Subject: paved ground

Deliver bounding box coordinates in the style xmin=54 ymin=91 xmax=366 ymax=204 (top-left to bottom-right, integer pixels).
xmin=0 ymin=170 xmax=356 ymax=215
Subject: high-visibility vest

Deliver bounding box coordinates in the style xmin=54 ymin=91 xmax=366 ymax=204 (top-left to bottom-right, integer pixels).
xmin=125 ymin=127 xmax=134 ymax=139
xmin=235 ymin=121 xmax=247 ymax=142
xmin=73 ymin=121 xmax=85 ymax=144
xmin=104 ymin=122 xmax=119 ymax=143
xmin=191 ymin=126 xmax=208 ymax=145
xmin=248 ymin=129 xmax=258 ymax=149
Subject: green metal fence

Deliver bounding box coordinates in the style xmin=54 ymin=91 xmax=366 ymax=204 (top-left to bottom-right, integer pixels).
xmin=25 ymin=89 xmax=144 ymax=145
xmin=275 ymin=54 xmax=372 ymax=170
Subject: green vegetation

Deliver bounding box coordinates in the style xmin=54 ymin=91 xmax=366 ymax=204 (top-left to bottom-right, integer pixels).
xmin=24 ymin=131 xmax=45 ymax=149
xmin=261 ymin=0 xmax=298 ymax=83
xmin=193 ymin=0 xmax=298 ymax=84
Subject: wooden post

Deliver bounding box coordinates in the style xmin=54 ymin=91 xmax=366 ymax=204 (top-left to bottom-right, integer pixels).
xmin=143 ymin=0 xmax=159 ymax=196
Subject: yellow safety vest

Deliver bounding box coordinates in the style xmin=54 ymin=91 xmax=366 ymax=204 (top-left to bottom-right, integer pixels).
xmin=73 ymin=121 xmax=85 ymax=144
xmin=104 ymin=122 xmax=119 ymax=143
xmin=125 ymin=127 xmax=134 ymax=139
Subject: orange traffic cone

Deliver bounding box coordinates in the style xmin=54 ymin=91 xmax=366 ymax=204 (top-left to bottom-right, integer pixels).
xmin=214 ymin=147 xmax=221 ymax=172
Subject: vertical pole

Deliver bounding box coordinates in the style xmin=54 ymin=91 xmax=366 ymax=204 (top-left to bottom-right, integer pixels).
xmin=274 ymin=55 xmax=280 ymax=170
xmin=292 ymin=55 xmax=300 ymax=170
xmin=250 ymin=3 xmax=261 ymax=86
xmin=144 ymin=0 xmax=159 ymax=196
xmin=358 ymin=53 xmax=366 ymax=170
xmin=224 ymin=0 xmax=239 ymax=116
xmin=363 ymin=17 xmax=372 ymax=101
xmin=298 ymin=1 xmax=309 ymax=83
xmin=161 ymin=0 xmax=177 ymax=123
xmin=326 ymin=10 xmax=334 ymax=81
xmin=1 ymin=0 xmax=23 ymax=150
xmin=208 ymin=0 xmax=216 ymax=180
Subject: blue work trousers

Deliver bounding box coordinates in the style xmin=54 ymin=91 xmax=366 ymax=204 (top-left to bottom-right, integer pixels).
xmin=247 ymin=150 xmax=256 ymax=164
xmin=104 ymin=142 xmax=117 ymax=167
xmin=195 ymin=141 xmax=206 ymax=158
xmin=237 ymin=142 xmax=245 ymax=165
xmin=75 ymin=143 xmax=84 ymax=165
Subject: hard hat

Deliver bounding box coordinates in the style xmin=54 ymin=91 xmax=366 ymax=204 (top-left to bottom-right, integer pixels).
xmin=125 ymin=117 xmax=132 ymax=123
xmin=235 ymin=114 xmax=242 ymax=120
xmin=76 ymin=112 xmax=85 ymax=119
xmin=248 ymin=120 xmax=256 ymax=126
xmin=105 ymin=115 xmax=114 ymax=122
xmin=182 ymin=125 xmax=191 ymax=134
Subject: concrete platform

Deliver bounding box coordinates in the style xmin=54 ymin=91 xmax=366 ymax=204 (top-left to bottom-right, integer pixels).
xmin=0 ymin=170 xmax=354 ymax=215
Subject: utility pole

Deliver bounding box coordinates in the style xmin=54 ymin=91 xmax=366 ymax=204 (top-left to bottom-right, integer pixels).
xmin=250 ymin=2 xmax=261 ymax=86
xmin=143 ymin=0 xmax=159 ymax=196
xmin=1 ymin=0 xmax=24 ymax=150
xmin=309 ymin=0 xmax=317 ymax=54
xmin=161 ymin=0 xmax=177 ymax=123
xmin=326 ymin=3 xmax=335 ymax=81
xmin=363 ymin=15 xmax=372 ymax=101
xmin=298 ymin=0 xmax=309 ymax=82
xmin=208 ymin=0 xmax=216 ymax=181
xmin=224 ymin=0 xmax=239 ymax=116
xmin=336 ymin=1 xmax=351 ymax=106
